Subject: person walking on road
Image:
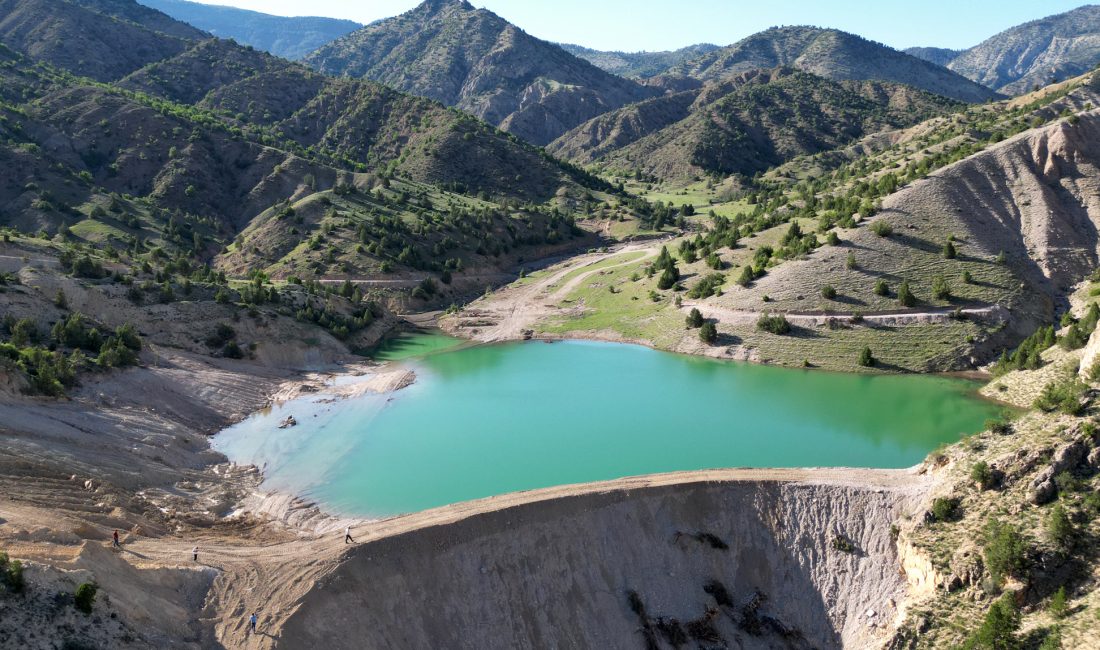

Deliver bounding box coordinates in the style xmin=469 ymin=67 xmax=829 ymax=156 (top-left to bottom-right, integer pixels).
xmin=192 ymin=546 xmax=199 ymax=562
xmin=344 ymin=525 xmax=355 ymax=544
xmin=112 ymin=529 xmax=120 ymax=549
xmin=249 ymin=612 xmax=258 ymax=634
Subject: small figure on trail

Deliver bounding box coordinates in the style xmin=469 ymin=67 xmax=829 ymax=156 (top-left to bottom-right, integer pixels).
xmin=344 ymin=525 xmax=355 ymax=544
xmin=112 ymin=529 xmax=120 ymax=549
xmin=249 ymin=612 xmax=258 ymax=634
xmin=192 ymin=546 xmax=199 ymax=562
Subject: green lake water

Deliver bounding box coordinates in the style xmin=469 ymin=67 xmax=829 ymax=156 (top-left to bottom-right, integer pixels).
xmin=214 ymin=337 xmax=1004 ymax=518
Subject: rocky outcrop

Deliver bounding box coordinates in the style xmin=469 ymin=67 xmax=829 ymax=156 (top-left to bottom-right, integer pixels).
xmin=947 ymin=6 xmax=1100 ymax=95
xmin=279 ymin=473 xmax=925 ymax=649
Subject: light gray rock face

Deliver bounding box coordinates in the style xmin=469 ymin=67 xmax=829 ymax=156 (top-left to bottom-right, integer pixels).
xmin=280 ymin=479 xmax=919 ymax=649
xmin=948 ymin=6 xmax=1100 ymax=96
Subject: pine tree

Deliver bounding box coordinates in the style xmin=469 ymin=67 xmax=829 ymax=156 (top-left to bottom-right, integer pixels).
xmin=897 ymin=281 xmax=915 ymax=307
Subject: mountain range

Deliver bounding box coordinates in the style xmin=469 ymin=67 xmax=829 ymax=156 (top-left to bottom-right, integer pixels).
xmin=136 ymin=0 xmax=361 ymax=60
xmin=548 ymin=67 xmax=963 ymax=179
xmin=304 ymin=0 xmax=660 ymax=146
xmin=667 ymin=26 xmax=999 ymax=103
xmin=908 ymin=4 xmax=1100 ymax=95
xmin=0 ymin=0 xmax=603 ymax=288
xmin=558 ymin=42 xmax=721 ymax=79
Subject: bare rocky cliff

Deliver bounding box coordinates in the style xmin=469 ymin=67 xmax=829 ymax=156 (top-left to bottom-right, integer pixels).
xmin=278 ymin=473 xmax=926 ymax=649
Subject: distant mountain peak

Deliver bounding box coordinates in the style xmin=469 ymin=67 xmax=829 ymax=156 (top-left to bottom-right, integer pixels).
xmin=669 ymin=25 xmax=999 ymax=103
xmin=416 ymin=0 xmax=475 ymax=15
xmin=946 ymin=4 xmax=1100 ymax=95
xmin=304 ymin=0 xmax=658 ymax=145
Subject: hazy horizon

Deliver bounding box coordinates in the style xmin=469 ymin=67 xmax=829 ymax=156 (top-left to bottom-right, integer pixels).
xmin=178 ymin=0 xmax=1092 ymax=52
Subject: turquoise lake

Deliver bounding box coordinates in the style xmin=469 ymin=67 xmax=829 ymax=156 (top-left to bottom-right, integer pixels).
xmin=213 ymin=337 xmax=1003 ymax=518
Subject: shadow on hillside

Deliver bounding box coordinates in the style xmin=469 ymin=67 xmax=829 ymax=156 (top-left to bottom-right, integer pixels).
xmin=827 ymin=294 xmax=867 ymax=307
xmin=891 ymin=233 xmax=940 ymax=254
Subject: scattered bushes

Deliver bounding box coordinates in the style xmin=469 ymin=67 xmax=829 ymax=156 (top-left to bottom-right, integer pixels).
xmin=961 ymin=593 xmax=1019 ymax=649
xmin=870 ymin=220 xmax=893 ymax=237
xmin=873 ymin=280 xmax=889 ymax=297
xmin=970 ymin=461 xmax=994 ymax=490
xmin=74 ymin=582 xmax=97 ymax=615
xmin=930 ymin=496 xmax=960 ymax=523
xmin=821 ymin=285 xmax=837 ymax=300
xmin=1048 ymin=586 xmax=1068 ymax=619
xmin=1034 ymin=375 xmax=1088 ymax=415
xmin=831 ymin=535 xmax=855 ymax=553
xmin=685 ymin=308 xmax=703 ymax=329
xmin=0 ymin=551 xmax=24 ymax=593
xmin=756 ymin=313 xmax=790 ymax=335
xmin=699 ymin=322 xmax=718 ymax=344
xmin=932 ymin=275 xmax=951 ymax=300
xmin=858 ymin=346 xmax=875 ymax=368
xmin=687 ymin=274 xmax=724 ymax=299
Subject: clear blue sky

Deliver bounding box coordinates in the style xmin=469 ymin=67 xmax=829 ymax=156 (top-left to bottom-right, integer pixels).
xmin=192 ymin=0 xmax=1092 ymax=52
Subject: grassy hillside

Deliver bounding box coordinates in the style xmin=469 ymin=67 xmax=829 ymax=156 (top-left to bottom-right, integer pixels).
xmin=303 ymin=0 xmax=658 ymax=145
xmin=549 ymin=68 xmax=964 ymax=181
xmin=0 ymin=0 xmax=624 ymax=320
xmin=462 ymin=72 xmax=1100 ymax=373
xmin=0 ymin=0 xmax=201 ymax=81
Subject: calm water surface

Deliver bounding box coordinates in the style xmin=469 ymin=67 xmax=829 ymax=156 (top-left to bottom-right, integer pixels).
xmin=214 ymin=337 xmax=1003 ymax=517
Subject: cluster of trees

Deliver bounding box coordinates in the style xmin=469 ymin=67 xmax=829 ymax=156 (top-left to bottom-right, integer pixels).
xmin=993 ymin=304 xmax=1099 ymax=377
xmin=295 ymin=302 xmax=376 ymax=341
xmin=687 ymin=309 xmax=718 ymax=343
xmin=0 ymin=314 xmax=142 ymax=396
xmin=0 ymin=550 xmax=24 ymax=594
xmin=992 ymin=325 xmax=1055 ymax=375
xmin=756 ymin=313 xmax=791 ymax=335
xmin=687 ymin=274 xmax=725 ymax=300
xmin=651 ymin=247 xmax=680 ymax=291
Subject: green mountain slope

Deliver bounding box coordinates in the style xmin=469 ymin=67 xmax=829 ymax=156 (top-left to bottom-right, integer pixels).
xmin=0 ymin=0 xmax=608 ymax=299
xmin=303 ymin=0 xmax=659 ymax=145
xmin=137 ymin=0 xmax=361 ymax=60
xmin=549 ymin=68 xmax=963 ymax=180
xmin=0 ymin=0 xmax=201 ymax=81
xmin=670 ymin=26 xmax=999 ymax=103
